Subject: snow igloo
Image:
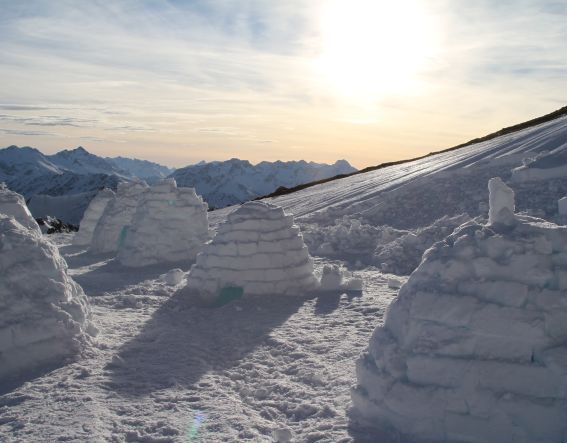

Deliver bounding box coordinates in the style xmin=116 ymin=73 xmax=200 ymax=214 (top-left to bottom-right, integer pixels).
xmin=0 ymin=215 xmax=95 ymax=379
xmin=0 ymin=183 xmax=40 ymax=233
xmin=73 ymin=188 xmax=115 ymax=246
xmin=182 ymin=201 xmax=319 ymax=298
xmin=89 ymin=180 xmax=148 ymax=254
xmin=117 ymin=178 xmax=210 ymax=267
xmin=351 ymin=178 xmax=567 ymax=443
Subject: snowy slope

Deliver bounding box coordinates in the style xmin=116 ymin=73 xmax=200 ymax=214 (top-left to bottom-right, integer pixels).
xmin=107 ymin=156 xmax=174 ymax=180
xmin=246 ymin=115 xmax=567 ymax=225
xmin=171 ymin=158 xmax=357 ymax=208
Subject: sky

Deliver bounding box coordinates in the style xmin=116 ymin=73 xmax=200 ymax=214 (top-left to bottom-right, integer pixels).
xmin=0 ymin=0 xmax=566 ymax=168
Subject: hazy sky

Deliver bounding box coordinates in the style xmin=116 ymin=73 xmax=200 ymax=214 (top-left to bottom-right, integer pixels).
xmin=0 ymin=0 xmax=566 ymax=168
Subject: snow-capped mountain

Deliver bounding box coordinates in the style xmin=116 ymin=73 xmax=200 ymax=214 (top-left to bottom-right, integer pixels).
xmin=0 ymin=144 xmax=357 ymax=221
xmin=171 ymin=158 xmax=357 ymax=208
xmin=107 ymin=156 xmax=174 ymax=180
xmin=48 ymin=146 xmax=128 ymax=177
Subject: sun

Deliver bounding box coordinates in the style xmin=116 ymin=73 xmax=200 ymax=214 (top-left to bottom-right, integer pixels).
xmin=316 ymin=0 xmax=439 ymax=102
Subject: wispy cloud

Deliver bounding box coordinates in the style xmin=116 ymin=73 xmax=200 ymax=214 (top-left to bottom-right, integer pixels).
xmin=0 ymin=0 xmax=565 ymax=167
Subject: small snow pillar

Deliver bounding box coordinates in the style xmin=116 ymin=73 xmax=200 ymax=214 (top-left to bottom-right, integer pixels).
xmin=488 ymin=177 xmax=515 ymax=225
xmin=559 ymin=197 xmax=567 ymax=216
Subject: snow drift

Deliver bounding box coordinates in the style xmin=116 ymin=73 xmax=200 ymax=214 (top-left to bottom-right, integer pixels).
xmin=89 ymin=180 xmax=148 ymax=254
xmin=72 ymin=188 xmax=115 ymax=246
xmin=0 ymin=216 xmax=94 ymax=380
xmin=117 ymin=179 xmax=209 ymax=267
xmin=512 ymin=147 xmax=567 ymax=182
xmin=182 ymin=201 xmax=319 ymax=298
xmin=351 ymin=178 xmax=567 ymax=443
xmin=0 ymin=183 xmax=40 ymax=233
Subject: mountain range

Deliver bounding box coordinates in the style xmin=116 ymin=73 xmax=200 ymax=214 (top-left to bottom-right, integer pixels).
xmin=0 ymin=145 xmax=356 ymax=223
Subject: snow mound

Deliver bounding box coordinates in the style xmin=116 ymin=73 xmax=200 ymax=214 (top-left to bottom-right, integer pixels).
xmin=512 ymin=147 xmax=567 ymax=182
xmin=0 ymin=216 xmax=94 ymax=379
xmin=374 ymin=214 xmax=471 ymax=275
xmin=0 ymin=183 xmax=40 ymax=233
xmin=161 ymin=268 xmax=186 ymax=286
xmin=351 ymin=180 xmax=567 ymax=443
xmin=89 ymin=180 xmax=148 ymax=254
xmin=320 ymin=264 xmax=363 ymax=292
xmin=117 ymin=179 xmax=209 ymax=267
xmin=182 ymin=201 xmax=319 ymax=298
xmin=73 ymin=188 xmax=115 ymax=246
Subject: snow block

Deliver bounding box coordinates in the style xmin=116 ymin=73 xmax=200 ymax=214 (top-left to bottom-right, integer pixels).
xmin=180 ymin=201 xmax=319 ymax=298
xmin=89 ymin=180 xmax=149 ymax=254
xmin=117 ymin=179 xmax=210 ymax=267
xmin=351 ymin=183 xmax=567 ymax=442
xmin=72 ymin=187 xmax=115 ymax=246
xmin=0 ymin=215 xmax=94 ymax=379
xmin=0 ymin=183 xmax=41 ymax=233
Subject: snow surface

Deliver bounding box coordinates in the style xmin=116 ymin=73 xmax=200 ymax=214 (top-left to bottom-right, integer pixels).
xmin=0 ymin=183 xmax=40 ymax=233
xmin=351 ymin=184 xmax=567 ymax=443
xmin=512 ymin=147 xmax=567 ymax=182
xmin=89 ymin=180 xmax=149 ymax=254
xmin=3 ymin=115 xmax=567 ymax=441
xmin=117 ymin=179 xmax=210 ymax=267
xmin=0 ymin=216 xmax=94 ymax=381
xmin=182 ymin=201 xmax=319 ymax=298
xmin=72 ymin=188 xmax=115 ymax=246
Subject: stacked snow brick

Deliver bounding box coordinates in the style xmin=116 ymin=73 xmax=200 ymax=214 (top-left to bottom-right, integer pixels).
xmin=351 ymin=178 xmax=567 ymax=443
xmin=89 ymin=180 xmax=148 ymax=254
xmin=0 ymin=215 xmax=95 ymax=379
xmin=72 ymin=188 xmax=115 ymax=246
xmin=0 ymin=183 xmax=41 ymax=233
xmin=183 ymin=201 xmax=319 ymax=297
xmin=117 ymin=178 xmax=210 ymax=267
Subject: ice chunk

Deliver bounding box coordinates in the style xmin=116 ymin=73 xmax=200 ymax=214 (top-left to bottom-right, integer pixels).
xmin=488 ymin=177 xmax=515 ymax=225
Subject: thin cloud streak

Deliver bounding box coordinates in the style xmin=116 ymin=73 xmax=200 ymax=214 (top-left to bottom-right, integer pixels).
xmin=0 ymin=0 xmax=565 ymax=167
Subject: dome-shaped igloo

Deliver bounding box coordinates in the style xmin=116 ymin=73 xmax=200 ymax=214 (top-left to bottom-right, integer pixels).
xmin=117 ymin=178 xmax=210 ymax=267
xmin=182 ymin=201 xmax=319 ymax=298
xmin=351 ymin=178 xmax=567 ymax=443
xmin=0 ymin=215 xmax=95 ymax=379
xmin=89 ymin=180 xmax=148 ymax=254
xmin=73 ymin=187 xmax=115 ymax=246
xmin=0 ymin=183 xmax=40 ymax=233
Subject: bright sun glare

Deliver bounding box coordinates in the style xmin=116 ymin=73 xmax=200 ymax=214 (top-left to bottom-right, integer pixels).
xmin=316 ymin=0 xmax=439 ymax=102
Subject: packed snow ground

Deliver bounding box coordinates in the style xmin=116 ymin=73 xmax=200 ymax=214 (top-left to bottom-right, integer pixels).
xmin=0 ymin=233 xmax=400 ymax=442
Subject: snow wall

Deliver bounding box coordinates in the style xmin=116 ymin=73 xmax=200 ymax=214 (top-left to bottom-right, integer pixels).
xmin=117 ymin=178 xmax=210 ymax=267
xmin=72 ymin=188 xmax=115 ymax=246
xmin=0 ymin=216 xmax=94 ymax=379
xmin=89 ymin=180 xmax=148 ymax=254
xmin=351 ymin=178 xmax=567 ymax=443
xmin=0 ymin=183 xmax=41 ymax=233
xmin=182 ymin=201 xmax=319 ymax=297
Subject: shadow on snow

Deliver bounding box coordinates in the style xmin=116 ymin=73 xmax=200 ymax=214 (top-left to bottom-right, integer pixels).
xmin=106 ymin=291 xmax=310 ymax=397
